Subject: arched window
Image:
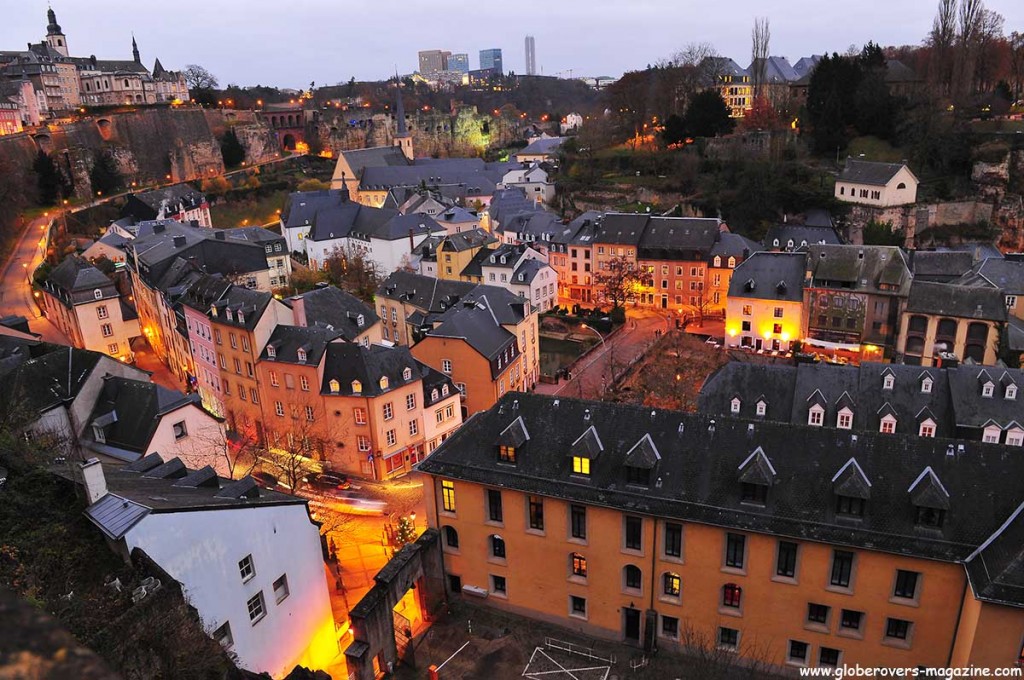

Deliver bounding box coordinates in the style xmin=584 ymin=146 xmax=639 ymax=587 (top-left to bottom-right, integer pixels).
xmin=490 ymin=534 xmax=506 ymax=558
xmin=722 ymin=583 xmax=742 ymax=608
xmin=897 ymin=182 xmax=907 ymax=189
xmin=443 ymin=525 xmax=459 ymax=549
xmin=623 ymin=564 xmax=642 ymax=591
xmin=431 ymin=389 xmax=439 ymax=401
xmin=663 ymin=572 xmax=681 ymax=597
xmin=442 ymin=384 xmax=449 ymax=396
xmin=403 ymin=367 xmax=412 ymax=381
xmin=570 ymin=552 xmax=587 ymax=577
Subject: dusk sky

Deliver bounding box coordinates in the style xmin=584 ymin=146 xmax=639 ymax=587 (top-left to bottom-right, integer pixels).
xmin=5 ymin=1 xmax=1023 ymax=88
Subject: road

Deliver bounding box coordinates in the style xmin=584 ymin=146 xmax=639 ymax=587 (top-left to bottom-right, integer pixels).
xmin=536 ymin=309 xmax=672 ymax=400
xmin=0 ymin=215 xmax=67 ymax=343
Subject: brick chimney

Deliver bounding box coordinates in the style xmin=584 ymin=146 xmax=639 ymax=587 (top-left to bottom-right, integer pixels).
xmin=79 ymin=458 xmax=107 ymax=505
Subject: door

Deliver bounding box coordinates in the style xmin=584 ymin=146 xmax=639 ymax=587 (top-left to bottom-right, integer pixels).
xmin=661 ymin=296 xmax=668 ymax=309
xmin=755 ymin=338 xmax=763 ymax=351
xmin=624 ymin=607 xmax=641 ymax=643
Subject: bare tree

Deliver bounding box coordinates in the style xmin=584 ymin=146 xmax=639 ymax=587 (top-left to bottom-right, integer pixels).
xmin=594 ymin=256 xmax=640 ymax=310
xmin=930 ymin=0 xmax=957 ymax=94
xmin=179 ymin=425 xmax=260 ymax=480
xmin=974 ymin=9 xmax=1005 ymax=92
xmin=182 ymin=64 xmax=219 ymax=91
xmin=750 ymin=18 xmax=771 ymax=99
xmin=669 ymin=42 xmax=721 ymax=110
xmin=1010 ymin=31 xmax=1024 ymax=100
xmin=677 ymin=621 xmax=776 ymax=680
xmin=954 ymin=0 xmax=985 ymax=100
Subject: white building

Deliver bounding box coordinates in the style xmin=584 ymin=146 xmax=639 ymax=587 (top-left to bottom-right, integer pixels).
xmin=473 ymin=243 xmax=557 ymax=312
xmin=500 ymin=163 xmax=556 ymax=204
xmin=834 ymin=159 xmax=918 ymax=207
xmin=80 ymin=456 xmax=337 ymax=678
xmin=560 ymin=112 xmax=583 ymax=134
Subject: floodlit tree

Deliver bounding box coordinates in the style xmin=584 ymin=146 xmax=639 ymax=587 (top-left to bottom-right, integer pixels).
xmin=183 ymin=64 xmax=219 ymax=90
xmin=323 ymin=247 xmax=383 ymax=303
xmin=595 ymin=256 xmax=640 ymax=310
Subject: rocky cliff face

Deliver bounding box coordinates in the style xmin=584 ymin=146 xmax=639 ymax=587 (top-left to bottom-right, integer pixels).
xmin=1 ymin=108 xmax=279 ymax=198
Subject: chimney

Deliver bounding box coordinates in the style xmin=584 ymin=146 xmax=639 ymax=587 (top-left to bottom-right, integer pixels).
xmin=79 ymin=458 xmax=107 ymax=505
xmin=291 ymin=294 xmax=306 ymax=326
xmin=409 ymin=228 xmax=416 ymax=253
xmin=173 ymin=235 xmax=186 ymax=247
xmin=214 ymin=230 xmax=226 ymax=240
xmin=153 ymin=223 xmax=166 ymax=233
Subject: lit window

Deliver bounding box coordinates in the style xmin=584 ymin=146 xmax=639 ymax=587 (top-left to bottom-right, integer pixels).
xmin=571 ymin=552 xmax=587 ymax=577
xmin=498 ymin=445 xmax=516 ymax=463
xmin=663 ymin=572 xmax=681 ymax=597
xmin=722 ymin=583 xmax=742 ymax=608
xmin=572 ymin=456 xmax=590 ymax=475
xmin=441 ymin=480 xmax=456 ymax=512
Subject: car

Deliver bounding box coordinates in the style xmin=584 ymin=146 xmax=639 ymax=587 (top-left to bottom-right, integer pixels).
xmin=333 ymin=491 xmax=387 ymax=516
xmin=304 ymin=472 xmax=351 ymax=493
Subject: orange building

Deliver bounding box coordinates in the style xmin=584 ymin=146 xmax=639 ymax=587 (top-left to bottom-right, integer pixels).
xmin=419 ymin=394 xmax=1024 ymax=672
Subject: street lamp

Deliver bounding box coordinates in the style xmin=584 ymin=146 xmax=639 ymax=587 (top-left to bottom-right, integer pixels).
xmin=580 ymin=323 xmax=604 ymax=349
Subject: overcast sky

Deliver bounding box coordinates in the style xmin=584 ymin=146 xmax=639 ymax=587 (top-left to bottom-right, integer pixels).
xmin=5 ymin=1 xmax=1022 ymax=88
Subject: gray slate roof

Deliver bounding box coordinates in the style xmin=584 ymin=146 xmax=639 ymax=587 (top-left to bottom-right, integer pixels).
xmin=906 ymin=281 xmax=1007 ymax=321
xmin=764 ymin=225 xmax=841 ymax=250
xmin=321 ymin=343 xmax=421 ymax=397
xmin=727 ymin=251 xmax=805 ymax=302
xmin=294 ymin=286 xmax=378 ymax=341
xmin=838 ymin=159 xmax=911 ymax=186
xmin=957 ymin=258 xmax=1024 ymax=296
xmin=261 ymin=325 xmax=341 ymax=365
xmin=805 ymin=245 xmax=911 ymax=296
xmin=85 ymin=377 xmax=202 ymax=455
xmin=45 ymin=256 xmax=117 ymax=305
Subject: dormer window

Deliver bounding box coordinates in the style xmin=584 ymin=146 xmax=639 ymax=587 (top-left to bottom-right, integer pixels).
xmin=329 ymin=379 xmax=340 ymax=393
xmin=93 ymin=289 xmax=103 ymax=300
xmin=625 ymin=466 xmax=650 ymax=486
xmin=431 ymin=388 xmax=439 ymax=401
xmin=773 ymin=239 xmax=780 ymax=247
xmin=921 ymin=377 xmax=933 ymax=393
xmin=237 ymin=310 xmax=245 ymax=324
xmin=919 ymin=419 xmax=936 ymax=438
xmin=296 ymin=348 xmax=307 ymax=363
xmin=351 ymin=380 xmax=362 ymax=394
xmin=572 ymin=456 xmax=591 ymax=475
xmin=982 ymin=381 xmax=994 ymax=398
xmin=92 ymin=424 xmax=106 ymax=443
xmin=915 ymin=506 xmax=945 ymax=528
xmin=1007 ymin=384 xmax=1018 ymax=400
xmin=713 ymin=255 xmax=722 ymax=268
xmin=880 ymin=414 xmax=897 ymax=434
xmin=403 ymin=367 xmax=412 ymax=381
xmin=226 ymin=309 xmax=234 ymax=322
xmin=498 ymin=445 xmax=516 ymax=463
xmin=267 ymin=345 xmax=276 ymax=359
xmin=837 ymin=408 xmax=853 ymax=430
xmin=909 ymin=466 xmax=949 ymax=528
xmin=380 ymin=376 xmax=389 ymax=390
xmin=727 ymin=256 xmax=736 ymax=268
xmin=882 ymin=374 xmax=894 ymax=390
xmin=836 ymin=495 xmax=865 ymax=517
xmin=755 ymin=400 xmax=767 ymax=416
xmin=740 ymin=482 xmax=767 ymax=505
xmin=983 ymin=424 xmax=1001 ymax=443
xmin=808 ymin=405 xmax=824 ymax=426
xmin=730 ymin=397 xmax=741 ymax=414
xmin=356 ymin=314 xmax=365 ymax=327
xmin=441 ymin=384 xmax=449 ymax=396
xmin=833 ymin=457 xmax=870 ymax=519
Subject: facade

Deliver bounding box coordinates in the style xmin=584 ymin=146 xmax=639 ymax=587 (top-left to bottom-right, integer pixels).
xmin=525 ymin=36 xmax=536 ymax=76
xmin=418 ymin=50 xmax=451 ymax=78
xmin=725 ymin=252 xmax=805 ymax=351
xmin=122 ymin=184 xmax=211 ymax=227
xmin=479 ymin=49 xmax=503 ymax=74
xmin=703 ymin=57 xmax=752 ymax=118
xmin=462 ymin=243 xmax=557 ymax=312
xmin=80 ymin=457 xmax=336 ymax=677
xmin=500 ymin=163 xmax=555 ymax=204
xmin=896 ymin=281 xmax=1005 ymax=366
xmin=835 ymin=160 xmax=918 ymax=208
xmin=419 ymin=393 xmax=1024 ymax=672
xmin=39 ymin=256 xmax=139 ymax=363
xmin=0 ymin=100 xmax=22 ymax=135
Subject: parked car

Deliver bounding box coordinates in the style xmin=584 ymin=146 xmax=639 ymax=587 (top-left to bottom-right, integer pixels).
xmin=304 ymin=472 xmax=351 ymax=493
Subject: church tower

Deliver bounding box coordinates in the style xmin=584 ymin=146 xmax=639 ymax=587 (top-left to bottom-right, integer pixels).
xmin=45 ymin=6 xmax=68 ymax=57
xmin=132 ymin=34 xmax=141 ymax=64
xmin=393 ymin=78 xmax=414 ymax=162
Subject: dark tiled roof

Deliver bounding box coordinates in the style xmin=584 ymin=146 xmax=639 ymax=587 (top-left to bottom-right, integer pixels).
xmin=321 ymin=344 xmax=421 ymax=397
xmin=711 ymin=232 xmax=760 ymax=261
xmin=419 ymin=393 xmax=1024 ymax=568
xmin=261 ymin=325 xmax=341 ymax=365
xmin=947 ymin=366 xmax=1023 ymax=429
xmin=223 ymin=226 xmax=285 ymax=246
xmin=958 ymin=258 xmax=1024 ymax=295
xmin=421 ymin=362 xmax=457 ymax=406
xmin=638 ymin=217 xmax=721 ymax=260
xmin=764 ymin=225 xmax=841 ymax=250
xmin=910 ymin=251 xmax=976 ymax=283
xmin=727 ymin=251 xmax=805 ymax=302
xmin=965 ymin=502 xmax=1024 ymax=606
xmin=338 ymin=146 xmax=409 ymax=176
xmin=906 ymin=281 xmax=1007 ymax=321
xmin=129 ymin=222 xmax=268 ymax=289
xmin=210 ymin=286 xmax=273 ymax=332
xmin=442 ymin=228 xmax=497 ymax=253
xmin=45 ymin=256 xmax=117 ymax=305
xmin=295 ymin=286 xmax=378 ymax=341
xmin=85 ymin=377 xmax=201 ymax=454
xmin=838 ymin=159 xmax=910 ymax=186
xmin=594 ymin=213 xmax=648 ymax=246
xmin=3 ymin=347 xmax=105 ymax=415
xmin=123 ymin=184 xmax=205 ymax=221
xmin=514 ymin=136 xmax=567 ymax=158
xmin=805 ymin=245 xmax=911 ymax=296
xmin=281 ymin=190 xmax=346 ymax=229
xmin=428 ymin=297 xmax=517 ymax=363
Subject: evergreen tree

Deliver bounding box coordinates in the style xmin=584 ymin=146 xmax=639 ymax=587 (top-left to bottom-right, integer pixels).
xmin=32 ymin=150 xmax=63 ymax=206
xmin=853 ymin=42 xmax=897 ymax=140
xmin=89 ymin=151 xmax=123 ymax=195
xmin=220 ymin=128 xmax=245 ymax=168
xmin=395 ymin=516 xmax=416 ymax=546
xmin=660 ymin=113 xmax=687 ymax=146
xmin=806 ymin=53 xmax=863 ymax=155
xmin=682 ymin=90 xmax=735 ymax=139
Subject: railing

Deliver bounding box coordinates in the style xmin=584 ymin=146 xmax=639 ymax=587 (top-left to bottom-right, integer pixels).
xmin=543 ymin=637 xmax=615 ymax=665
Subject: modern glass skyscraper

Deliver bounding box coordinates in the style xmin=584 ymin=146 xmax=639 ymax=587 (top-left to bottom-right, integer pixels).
xmin=525 ymin=36 xmax=536 ymax=76
xmin=449 ymin=53 xmax=470 ymax=73
xmin=479 ymin=48 xmax=503 ymax=74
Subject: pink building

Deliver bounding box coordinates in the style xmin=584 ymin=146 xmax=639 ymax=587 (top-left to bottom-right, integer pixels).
xmin=182 ymin=279 xmax=231 ymax=418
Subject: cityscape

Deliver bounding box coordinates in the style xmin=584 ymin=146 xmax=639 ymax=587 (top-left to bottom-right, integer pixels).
xmin=3 ymin=2 xmax=1024 ymax=680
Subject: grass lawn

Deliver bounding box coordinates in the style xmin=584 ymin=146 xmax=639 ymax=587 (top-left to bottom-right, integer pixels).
xmin=847 ymin=136 xmax=906 ymax=163
xmin=210 ymin=189 xmax=289 ymax=228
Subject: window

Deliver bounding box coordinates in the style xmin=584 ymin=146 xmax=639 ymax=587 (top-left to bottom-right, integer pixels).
xmin=490 ymin=535 xmax=506 ymax=558
xmin=725 ymin=533 xmax=745 ymax=569
xmin=718 ymin=627 xmax=738 ymax=650
xmin=101 ymin=323 xmax=113 ymax=337
xmin=97 ymin=305 xmax=109 ymax=319
xmin=570 ymin=505 xmax=587 ymax=540
xmin=305 ymin=405 xmax=315 ymax=422
xmin=172 ymin=421 xmax=188 ymax=440
xmin=242 ymin=337 xmax=250 ymax=353
xmin=664 ymin=522 xmax=682 ymax=558
xmin=528 ymin=496 xmax=544 ymax=530
xmin=570 ymin=595 xmax=586 ymax=618
xmin=273 ymin=574 xmax=290 ymax=603
xmin=741 ymin=482 xmax=767 ymax=505
xmin=213 ymin=621 xmax=233 ymax=649
xmin=299 ymin=375 xmax=309 ymax=391
xmin=487 ymin=489 xmax=503 ymax=523
xmin=663 ymin=572 xmax=681 ymax=597
xmin=383 ymin=403 xmax=393 ymax=421
xmin=443 ymin=525 xmax=459 ymax=549
xmin=661 ymin=615 xmax=679 ymax=639
xmin=354 ymin=407 xmax=367 ymax=425
xmin=571 ymin=552 xmax=587 ymax=577
xmin=883 ymin=374 xmax=895 ymax=390
xmin=491 ymin=574 xmax=506 ymax=594
xmin=238 ymin=554 xmax=255 ymax=582
xmin=626 ymin=466 xmax=650 ymax=486
xmin=836 ymin=495 xmax=865 ymax=518
xmin=807 ymin=603 xmax=830 ymax=625
xmin=441 ymin=480 xmax=456 ymax=512
xmin=819 ymin=648 xmax=840 ymax=668
xmin=247 ymin=591 xmax=266 ymax=624
xmin=773 ymin=307 xmax=784 ymax=318
xmin=498 ymin=445 xmax=516 ymax=463
xmin=885 ymin=618 xmax=911 ymax=640
xmin=624 ymin=516 xmax=642 ymax=551
xmin=624 ymin=564 xmax=642 ymax=591
xmin=1007 ymin=384 xmax=1018 ymax=400
xmin=880 ymin=416 xmax=897 ymax=434
xmin=409 ymin=419 xmax=419 ymax=436
xmin=730 ymin=398 xmax=741 ymax=414
xmin=982 ymin=381 xmax=994 ymax=398
xmin=837 ymin=410 xmax=853 ymax=430
xmin=840 ymin=609 xmax=863 ymax=631
xmin=385 ymin=429 xmax=397 ymax=447
xmin=915 ymin=505 xmax=945 ymax=528
xmin=777 ymin=541 xmax=798 ymax=578
xmin=808 ymin=406 xmax=824 ymax=426
xmin=830 ymin=550 xmax=854 ymax=588
xmin=722 ymin=583 xmax=742 ymax=608
xmin=572 ymin=456 xmax=590 ymax=475
xmin=406 ymin=393 xmax=416 ymax=410
xmin=357 ymin=435 xmax=371 ymax=452
xmin=921 ymin=377 xmax=933 ymax=393
xmin=919 ymin=421 xmax=936 ymax=438
xmin=893 ymin=570 xmax=919 ymax=600
xmin=788 ymin=640 xmax=808 ymax=664
xmin=250 ymin=388 xmax=259 ymax=404
xmin=742 ymin=304 xmax=752 ymax=316
xmin=442 ymin=359 xmax=452 ymax=374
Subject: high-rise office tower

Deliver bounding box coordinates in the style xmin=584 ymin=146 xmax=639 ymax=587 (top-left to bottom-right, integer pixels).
xmin=418 ymin=50 xmax=450 ymax=77
xmin=479 ymin=48 xmax=503 ymax=75
xmin=525 ymin=36 xmax=536 ymax=76
xmin=449 ymin=53 xmax=470 ymax=73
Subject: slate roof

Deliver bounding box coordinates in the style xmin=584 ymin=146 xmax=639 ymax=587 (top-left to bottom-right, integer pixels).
xmin=910 ymin=251 xmax=977 ymax=283
xmin=209 ymin=286 xmax=273 ymax=332
xmin=307 ymin=201 xmax=396 ymax=242
xmin=360 ymin=162 xmax=504 ymax=198
xmin=338 ymin=146 xmax=409 ymax=178
xmin=512 ymin=259 xmax=547 ymax=285
xmin=260 ymin=325 xmax=341 ymax=365
xmin=428 ymin=297 xmax=517 ymax=365
xmin=441 ymin=228 xmax=497 ymax=253
xmin=128 ymin=222 xmax=269 ymax=289
xmin=905 ymin=281 xmax=1007 ymax=321
xmin=3 ymin=347 xmax=107 ymax=415
xmin=965 ymin=502 xmax=1024 ymax=606
xmin=352 ymin=212 xmax=444 ymax=242
xmin=710 ymin=232 xmax=760 ymax=261
xmin=419 ymin=392 xmax=1024 ymax=570
xmin=321 ymin=344 xmax=421 ymax=397
xmin=488 ymin=187 xmax=542 ymax=228
xmin=293 ymin=286 xmax=378 ymax=341
xmin=84 ymin=377 xmax=202 ymax=456
xmin=377 ymin=272 xmax=528 ymax=327
xmin=281 ymin=190 xmax=346 ymax=229
xmin=222 ymin=226 xmax=285 ymax=247
xmin=84 ymin=456 xmax=305 ymax=540
xmin=764 ymin=225 xmax=841 ymax=250
xmin=947 ymin=366 xmax=1024 ymax=429
xmin=45 ymin=256 xmax=117 ymax=305
xmin=436 ymin=206 xmax=479 ymax=225
xmin=727 ymin=251 xmax=805 ymax=303
xmin=792 ymin=55 xmax=822 ymax=79
xmin=698 ymin=362 xmax=797 ymax=422
xmin=594 ymin=213 xmax=648 ymax=246
xmin=804 ymin=245 xmax=911 ymax=296
xmin=123 ymin=184 xmax=205 ymax=222
xmin=838 ymin=159 xmax=912 ymax=187
xmin=957 ymin=258 xmax=1024 ymax=296
xmin=421 ymin=363 xmax=458 ymax=406
xmin=638 ymin=217 xmax=721 ymax=260
xmin=514 ymin=136 xmax=567 ymax=159
xmin=747 ymin=56 xmax=798 ymax=83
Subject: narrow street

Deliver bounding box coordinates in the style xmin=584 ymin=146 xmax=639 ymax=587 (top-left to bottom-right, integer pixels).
xmin=0 ymin=215 xmax=67 ymax=343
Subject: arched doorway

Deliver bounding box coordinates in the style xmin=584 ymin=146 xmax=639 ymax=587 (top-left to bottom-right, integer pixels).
xmin=282 ymin=133 xmax=296 ymax=150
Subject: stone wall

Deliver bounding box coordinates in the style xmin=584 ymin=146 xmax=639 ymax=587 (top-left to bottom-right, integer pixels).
xmin=0 ymin=108 xmax=279 ymax=198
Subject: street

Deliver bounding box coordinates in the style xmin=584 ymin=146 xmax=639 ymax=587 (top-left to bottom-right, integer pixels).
xmin=0 ymin=215 xmax=67 ymax=343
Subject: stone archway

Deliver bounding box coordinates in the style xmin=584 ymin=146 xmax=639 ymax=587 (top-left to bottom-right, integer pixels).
xmin=282 ymin=133 xmax=296 ymax=150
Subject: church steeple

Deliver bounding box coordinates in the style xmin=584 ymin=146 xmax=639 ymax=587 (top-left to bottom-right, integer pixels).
xmin=45 ymin=6 xmax=68 ymax=57
xmin=393 ymin=75 xmax=413 ymax=161
xmin=46 ymin=7 xmax=62 ymax=35
xmin=132 ymin=34 xmax=140 ymax=64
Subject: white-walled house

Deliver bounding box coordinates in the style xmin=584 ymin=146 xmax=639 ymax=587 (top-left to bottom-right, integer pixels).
xmin=468 ymin=243 xmax=557 ymax=312
xmin=834 ymin=159 xmax=918 ymax=207
xmin=80 ymin=456 xmax=337 ymax=679
xmin=500 ymin=163 xmax=555 ymax=204
xmin=560 ymin=112 xmax=583 ymax=134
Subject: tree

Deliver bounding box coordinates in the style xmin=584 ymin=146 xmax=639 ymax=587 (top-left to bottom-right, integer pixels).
xmin=595 ymin=256 xmax=640 ymax=310
xmin=806 ymin=53 xmax=862 ymax=155
xmin=32 ymin=150 xmax=64 ymax=206
xmin=750 ymin=17 xmax=771 ymax=98
xmin=183 ymin=64 xmax=219 ymax=90
xmin=219 ymin=128 xmax=245 ymax=168
xmin=854 ymin=42 xmax=897 ymax=140
xmin=394 ymin=516 xmax=416 ymax=546
xmin=1009 ymin=31 xmax=1024 ymax=99
xmin=741 ymin=96 xmax=781 ymax=131
xmin=862 ymin=220 xmax=905 ymax=246
xmin=661 ymin=113 xmax=688 ymax=146
xmin=323 ymin=248 xmax=382 ymax=303
xmin=930 ymin=0 xmax=957 ymax=94
xmin=682 ymin=89 xmax=735 ymax=138
xmin=88 ymin=151 xmax=123 ymax=196
xmin=0 ymin=152 xmax=29 ymax=240
xmin=297 ymin=178 xmax=330 ymax=192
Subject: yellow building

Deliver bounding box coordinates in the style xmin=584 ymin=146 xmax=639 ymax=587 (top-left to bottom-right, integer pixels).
xmin=897 ymin=281 xmax=1006 ymax=366
xmin=419 ymin=393 xmax=1024 ymax=672
xmin=725 ymin=251 xmax=805 ymax=351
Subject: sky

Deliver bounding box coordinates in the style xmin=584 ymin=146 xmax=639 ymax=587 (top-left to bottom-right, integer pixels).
xmin=4 ymin=1 xmax=1023 ymax=89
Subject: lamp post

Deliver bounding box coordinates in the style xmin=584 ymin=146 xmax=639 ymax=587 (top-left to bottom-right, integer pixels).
xmin=580 ymin=323 xmax=604 ymax=350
